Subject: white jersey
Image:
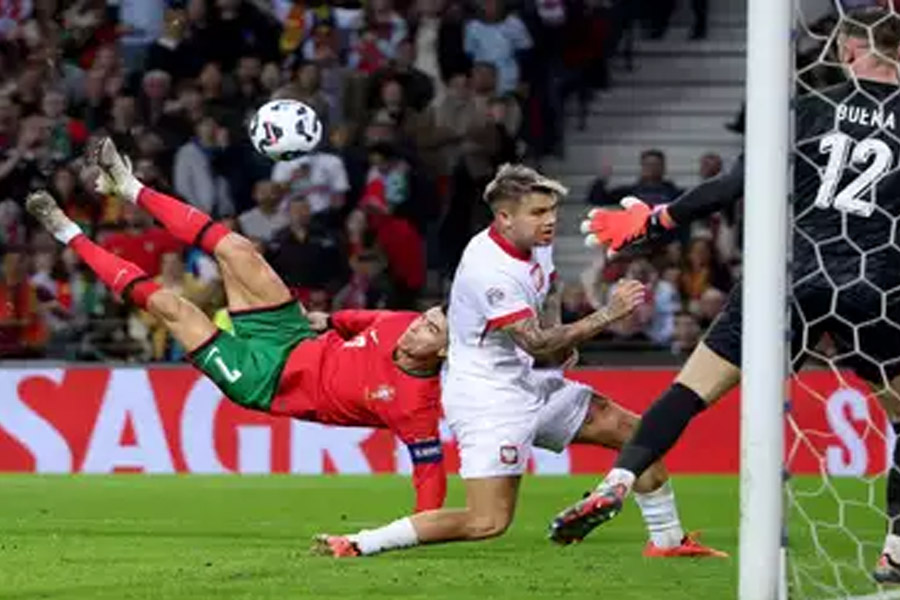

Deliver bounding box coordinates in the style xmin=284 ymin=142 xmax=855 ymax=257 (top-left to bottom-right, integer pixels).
xmin=443 ymin=227 xmax=556 ymax=414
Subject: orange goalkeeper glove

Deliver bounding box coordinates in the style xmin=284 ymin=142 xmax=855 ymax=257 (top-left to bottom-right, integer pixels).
xmin=580 ymin=197 xmax=676 ymax=256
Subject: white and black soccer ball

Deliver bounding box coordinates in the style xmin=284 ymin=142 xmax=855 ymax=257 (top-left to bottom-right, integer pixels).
xmin=248 ymin=99 xmax=323 ymax=161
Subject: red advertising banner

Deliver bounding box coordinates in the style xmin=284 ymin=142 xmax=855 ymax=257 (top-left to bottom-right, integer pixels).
xmin=0 ymin=367 xmax=892 ymax=476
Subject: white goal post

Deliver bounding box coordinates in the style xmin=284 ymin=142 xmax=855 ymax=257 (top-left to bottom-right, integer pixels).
xmin=740 ymin=0 xmax=792 ymax=598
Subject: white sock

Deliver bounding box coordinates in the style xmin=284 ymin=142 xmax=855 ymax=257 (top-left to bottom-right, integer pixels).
xmin=884 ymin=533 xmax=900 ymax=561
xmin=603 ymin=467 xmax=637 ymax=493
xmin=55 ymin=221 xmax=83 ymax=245
xmin=634 ymin=481 xmax=684 ymax=549
xmin=350 ymin=517 xmax=419 ymax=556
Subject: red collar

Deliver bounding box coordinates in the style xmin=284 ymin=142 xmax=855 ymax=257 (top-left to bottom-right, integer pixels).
xmin=488 ymin=225 xmax=531 ymax=262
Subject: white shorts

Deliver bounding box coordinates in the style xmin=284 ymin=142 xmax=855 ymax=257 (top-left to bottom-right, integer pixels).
xmin=445 ymin=376 xmax=593 ymax=479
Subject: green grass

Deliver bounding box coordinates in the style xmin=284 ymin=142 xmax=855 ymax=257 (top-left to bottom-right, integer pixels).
xmin=0 ymin=475 xmax=892 ymax=599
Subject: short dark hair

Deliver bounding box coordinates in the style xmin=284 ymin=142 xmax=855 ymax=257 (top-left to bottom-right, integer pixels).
xmin=841 ymin=8 xmax=900 ymax=59
xmin=641 ymin=149 xmax=666 ymax=162
xmin=483 ymin=164 xmax=568 ymax=207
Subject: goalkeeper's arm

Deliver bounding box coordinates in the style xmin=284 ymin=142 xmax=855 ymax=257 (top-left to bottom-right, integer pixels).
xmin=582 ymin=154 xmax=745 ymax=253
xmin=664 ymin=154 xmax=745 ymax=226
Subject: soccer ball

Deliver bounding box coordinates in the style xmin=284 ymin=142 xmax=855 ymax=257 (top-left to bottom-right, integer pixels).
xmin=248 ymin=99 xmax=323 ymax=161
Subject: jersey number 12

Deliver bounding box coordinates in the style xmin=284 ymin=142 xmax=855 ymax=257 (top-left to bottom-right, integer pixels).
xmin=814 ymin=132 xmax=893 ymax=218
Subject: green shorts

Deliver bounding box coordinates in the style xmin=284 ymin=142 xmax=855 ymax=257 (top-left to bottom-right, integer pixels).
xmin=188 ymin=300 xmax=316 ymax=412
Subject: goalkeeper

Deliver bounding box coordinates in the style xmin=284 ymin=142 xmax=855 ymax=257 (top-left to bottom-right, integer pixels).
xmin=550 ymin=7 xmax=900 ymax=584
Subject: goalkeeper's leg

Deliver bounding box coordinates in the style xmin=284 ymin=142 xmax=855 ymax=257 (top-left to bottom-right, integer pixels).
xmin=549 ymin=287 xmax=743 ymax=545
xmin=88 ymin=137 xmax=293 ymax=313
xmin=568 ymin=393 xmax=727 ymax=557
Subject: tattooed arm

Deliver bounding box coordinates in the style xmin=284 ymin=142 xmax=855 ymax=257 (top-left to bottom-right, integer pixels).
xmin=539 ymin=278 xmax=563 ymax=329
xmin=534 ymin=278 xmax=573 ymax=367
xmin=505 ymin=279 xmax=645 ymax=359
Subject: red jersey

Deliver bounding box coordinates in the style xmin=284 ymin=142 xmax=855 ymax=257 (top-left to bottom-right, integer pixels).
xmin=270 ymin=310 xmax=445 ymax=512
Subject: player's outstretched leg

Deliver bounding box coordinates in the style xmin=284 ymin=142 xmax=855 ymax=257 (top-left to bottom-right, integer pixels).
xmin=562 ymin=393 xmax=727 ymax=557
xmin=88 ymin=137 xmax=292 ymax=312
xmin=26 ymin=191 xmax=218 ymax=353
xmin=549 ymin=342 xmax=740 ymax=545
xmin=313 ymin=477 xmax=520 ymax=558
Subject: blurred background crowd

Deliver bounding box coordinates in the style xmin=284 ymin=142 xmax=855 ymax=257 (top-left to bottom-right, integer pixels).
xmin=0 ymin=0 xmax=747 ymax=363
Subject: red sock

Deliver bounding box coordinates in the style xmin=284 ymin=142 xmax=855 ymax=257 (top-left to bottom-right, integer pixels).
xmin=70 ymin=235 xmax=160 ymax=309
xmin=136 ymin=187 xmax=231 ymax=254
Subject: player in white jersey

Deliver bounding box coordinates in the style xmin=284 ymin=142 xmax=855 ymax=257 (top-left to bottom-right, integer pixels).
xmin=313 ymin=165 xmax=725 ymax=558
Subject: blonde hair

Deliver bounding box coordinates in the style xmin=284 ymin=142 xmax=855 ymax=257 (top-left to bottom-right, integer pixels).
xmin=483 ymin=163 xmax=568 ymax=207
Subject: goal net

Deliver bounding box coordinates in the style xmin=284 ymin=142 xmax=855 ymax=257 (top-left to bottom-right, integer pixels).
xmin=788 ymin=1 xmax=900 ymax=598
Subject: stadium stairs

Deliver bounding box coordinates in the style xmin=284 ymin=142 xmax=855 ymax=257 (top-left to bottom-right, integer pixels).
xmin=544 ymin=0 xmax=747 ymax=283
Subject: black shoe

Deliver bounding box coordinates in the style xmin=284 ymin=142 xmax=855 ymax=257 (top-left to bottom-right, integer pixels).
xmin=548 ymin=483 xmax=626 ymax=545
xmin=874 ymin=553 xmax=900 ymax=584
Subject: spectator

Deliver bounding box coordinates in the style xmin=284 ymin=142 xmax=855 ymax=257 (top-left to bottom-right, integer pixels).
xmin=158 ymin=82 xmax=205 ymax=148
xmin=360 ymin=143 xmax=427 ymax=308
xmin=276 ymin=61 xmax=336 ymax=128
xmin=30 ymin=249 xmax=75 ymax=358
xmin=471 ymin=62 xmax=499 ymax=112
xmin=368 ymin=37 xmax=435 ymax=112
xmin=108 ymin=94 xmax=141 ymax=155
xmin=78 ymin=68 xmax=111 ymax=131
xmin=0 ymin=95 xmax=18 ymax=151
xmin=197 ymin=62 xmax=238 ymax=129
xmin=118 ymin=0 xmax=167 ymax=72
xmin=349 ymin=0 xmax=408 ymax=73
xmin=271 ymin=149 xmax=350 ymax=216
xmin=42 ymin=89 xmax=89 ymax=162
xmin=238 ymin=180 xmax=289 ymax=244
xmin=100 ymin=202 xmax=182 ymax=278
xmin=435 ymin=1 xmax=470 ymax=83
xmin=586 ymin=149 xmax=682 ymax=206
xmin=606 ymin=259 xmax=657 ymax=341
xmin=648 ymin=264 xmax=682 ymax=345
xmin=140 ymin=250 xmax=218 ymax=360
xmin=411 ymin=0 xmax=445 ymax=94
xmin=680 ymin=236 xmax=731 ymax=304
xmin=0 ymin=249 xmax=47 ymax=357
xmin=145 ymin=6 xmax=201 ymax=82
xmin=173 ymin=114 xmax=235 ymax=218
xmin=260 ymin=61 xmax=285 ymax=98
xmin=561 ymin=280 xmax=592 ymax=323
xmin=0 ymin=115 xmax=53 ymax=204
xmin=696 ymin=286 xmax=727 ymax=329
xmin=51 ymin=165 xmax=97 ymax=233
xmin=265 ymin=197 xmax=347 ymax=298
xmin=139 ymin=70 xmax=174 ymax=131
xmin=464 ymin=0 xmax=533 ymax=95
xmin=699 ymin=152 xmax=723 ymax=181
xmin=234 ymin=55 xmax=265 ymax=117
xmin=202 ymin=0 xmax=281 ymax=71
xmin=672 ymin=311 xmax=702 ymax=355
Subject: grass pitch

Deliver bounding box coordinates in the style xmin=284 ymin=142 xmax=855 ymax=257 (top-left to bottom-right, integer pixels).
xmin=0 ymin=475 xmax=892 ymax=599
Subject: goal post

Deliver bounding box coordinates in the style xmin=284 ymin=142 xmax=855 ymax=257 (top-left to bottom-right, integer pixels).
xmin=740 ymin=0 xmax=793 ymax=598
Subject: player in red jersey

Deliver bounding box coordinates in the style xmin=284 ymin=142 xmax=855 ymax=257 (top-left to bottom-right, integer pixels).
xmin=24 ymin=137 xmax=448 ymax=512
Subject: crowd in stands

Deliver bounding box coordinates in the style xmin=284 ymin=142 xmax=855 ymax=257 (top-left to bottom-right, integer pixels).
xmin=0 ymin=0 xmax=733 ymax=362
xmin=573 ymin=147 xmax=741 ymax=357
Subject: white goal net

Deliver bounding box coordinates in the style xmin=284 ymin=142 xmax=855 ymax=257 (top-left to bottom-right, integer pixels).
xmin=787 ymin=1 xmax=900 ymax=598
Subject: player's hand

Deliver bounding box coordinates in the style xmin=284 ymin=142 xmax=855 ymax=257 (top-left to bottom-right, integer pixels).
xmin=307 ymin=311 xmax=330 ymax=332
xmin=581 ymin=197 xmax=673 ymax=257
xmin=603 ymin=279 xmax=647 ymax=322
